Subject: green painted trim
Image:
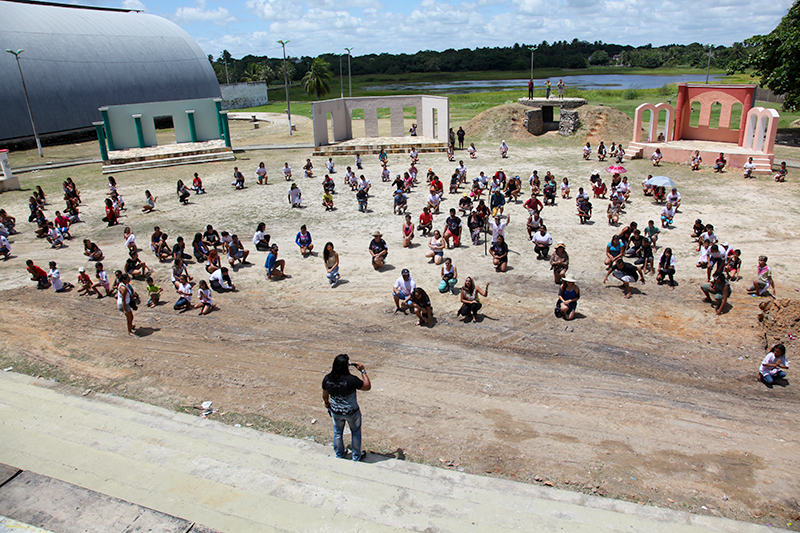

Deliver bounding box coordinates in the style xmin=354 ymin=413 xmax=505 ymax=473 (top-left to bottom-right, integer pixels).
xmin=93 ymin=122 xmax=108 ymax=161
xmin=100 ymin=108 xmax=115 ymax=151
xmin=220 ymin=111 xmax=231 ymax=148
xmin=133 ymin=115 xmax=145 ymax=148
xmin=186 ymin=110 xmax=198 ymax=143
xmin=214 ymin=99 xmax=224 ymax=139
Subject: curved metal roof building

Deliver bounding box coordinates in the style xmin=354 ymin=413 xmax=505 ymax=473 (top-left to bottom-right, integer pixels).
xmin=0 ymin=0 xmax=221 ymax=142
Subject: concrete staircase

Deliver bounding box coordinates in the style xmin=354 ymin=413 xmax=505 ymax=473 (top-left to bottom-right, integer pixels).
xmin=625 ymin=142 xmax=646 ymax=160
xmin=312 ymin=140 xmax=447 ymax=158
xmin=101 ymin=151 xmax=236 ymax=174
xmin=0 ymin=372 xmax=784 ymax=533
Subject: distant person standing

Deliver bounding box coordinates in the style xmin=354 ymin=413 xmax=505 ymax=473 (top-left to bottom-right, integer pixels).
xmin=528 ymin=78 xmax=533 ymax=99
xmin=557 ymin=79 xmax=565 ymax=98
xmin=449 ymin=128 xmax=456 ymax=149
xmin=322 ymin=354 xmax=371 ymax=462
xmin=457 ymin=126 xmax=465 ymax=149
xmin=545 ymin=80 xmax=551 ymax=99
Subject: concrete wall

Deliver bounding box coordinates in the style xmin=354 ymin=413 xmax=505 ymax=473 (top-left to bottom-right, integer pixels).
xmin=220 ymin=82 xmax=269 ymax=110
xmin=104 ymin=98 xmax=221 ymax=150
xmin=312 ymin=95 xmax=449 ymax=146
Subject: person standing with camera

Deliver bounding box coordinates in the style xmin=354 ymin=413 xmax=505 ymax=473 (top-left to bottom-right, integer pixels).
xmin=322 ymin=354 xmax=371 ymax=462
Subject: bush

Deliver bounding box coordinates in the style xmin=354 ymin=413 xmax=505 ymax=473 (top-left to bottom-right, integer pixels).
xmin=624 ymin=88 xmax=640 ymax=100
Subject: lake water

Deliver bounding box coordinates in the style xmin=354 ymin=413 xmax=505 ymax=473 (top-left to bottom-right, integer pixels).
xmin=364 ymin=74 xmax=727 ymax=93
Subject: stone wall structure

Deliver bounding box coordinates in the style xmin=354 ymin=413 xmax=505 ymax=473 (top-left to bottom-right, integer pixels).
xmin=311 ymin=96 xmax=449 ymax=146
xmin=517 ymin=97 xmax=586 ymax=136
xmin=559 ymin=111 xmax=580 ymax=136
xmin=220 ymin=82 xmax=269 ymax=110
xmin=523 ymin=109 xmax=543 ymax=135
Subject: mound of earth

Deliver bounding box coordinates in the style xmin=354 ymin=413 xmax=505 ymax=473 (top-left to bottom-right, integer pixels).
xmin=578 ymin=105 xmax=634 ymax=145
xmin=462 ymin=103 xmax=534 ymax=142
xmin=463 ymin=103 xmax=634 ymax=145
xmin=757 ymin=298 xmax=800 ymax=349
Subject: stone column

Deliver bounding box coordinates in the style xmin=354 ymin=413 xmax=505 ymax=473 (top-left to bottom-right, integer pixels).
xmin=390 ymin=106 xmax=405 ymax=137
xmin=186 ymin=110 xmax=198 ymax=143
xmin=93 ymin=121 xmax=108 ymax=161
xmin=738 ymin=88 xmax=754 ymax=146
xmin=213 ymin=98 xmax=224 ymax=139
xmin=364 ymin=107 xmax=379 ymax=138
xmin=99 ymin=107 xmax=115 ymax=151
xmin=132 ymin=114 xmax=145 ymax=148
xmin=220 ymin=111 xmax=232 ymax=148
xmin=673 ymin=85 xmax=687 ymax=141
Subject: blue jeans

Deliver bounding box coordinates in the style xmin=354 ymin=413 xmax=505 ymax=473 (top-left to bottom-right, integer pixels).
xmin=174 ymin=297 xmax=190 ymax=310
xmin=332 ymin=410 xmax=362 ymax=461
xmin=762 ymin=371 xmax=786 ymax=384
xmin=326 ymin=266 xmax=339 ymax=284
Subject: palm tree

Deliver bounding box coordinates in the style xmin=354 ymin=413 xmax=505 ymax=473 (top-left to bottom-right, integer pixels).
xmin=302 ymin=57 xmax=333 ymax=100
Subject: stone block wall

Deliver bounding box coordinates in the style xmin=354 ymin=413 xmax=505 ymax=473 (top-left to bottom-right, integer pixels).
xmin=559 ymin=110 xmax=580 ymax=136
xmin=524 ymin=108 xmax=543 ymax=135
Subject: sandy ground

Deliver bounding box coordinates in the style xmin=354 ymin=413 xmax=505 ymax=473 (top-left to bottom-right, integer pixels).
xmin=1 ymin=130 xmax=799 ymax=529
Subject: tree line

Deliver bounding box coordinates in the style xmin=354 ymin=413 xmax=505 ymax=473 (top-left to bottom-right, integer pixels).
xmin=209 ymin=40 xmax=745 ymax=86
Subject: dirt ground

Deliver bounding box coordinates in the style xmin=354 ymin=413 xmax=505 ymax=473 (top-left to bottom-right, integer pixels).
xmin=1 ymin=123 xmax=799 ymax=529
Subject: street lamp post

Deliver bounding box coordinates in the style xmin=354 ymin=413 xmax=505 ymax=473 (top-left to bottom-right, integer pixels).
xmin=527 ymin=45 xmax=536 ymax=96
xmin=6 ymin=49 xmax=43 ymax=157
xmin=277 ymin=40 xmax=293 ymax=136
xmin=339 ymin=55 xmax=344 ymax=98
xmin=344 ymin=47 xmax=353 ymax=98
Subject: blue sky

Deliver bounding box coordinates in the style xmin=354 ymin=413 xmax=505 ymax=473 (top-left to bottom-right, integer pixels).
xmin=113 ymin=0 xmax=793 ymax=59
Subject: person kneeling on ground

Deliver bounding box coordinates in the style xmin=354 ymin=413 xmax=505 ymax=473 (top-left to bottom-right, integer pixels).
xmin=410 ymin=287 xmax=433 ymax=326
xmin=603 ymin=258 xmax=645 ymax=299
xmin=393 ymin=268 xmax=416 ymax=313
xmin=490 ymin=235 xmax=509 ymax=273
xmin=458 ymin=277 xmax=489 ymax=322
xmin=369 ymin=231 xmax=387 ymax=270
xmin=555 ymin=277 xmax=579 ymax=320
xmin=701 ymin=272 xmax=731 ymax=315
xmin=264 ymin=244 xmax=286 ymax=279
xmin=26 ymin=260 xmax=50 ymax=289
xmin=439 ymin=258 xmax=458 ymax=294
xmin=532 ymin=225 xmax=552 ymax=260
xmin=759 ymin=344 xmax=789 ymax=386
xmin=296 ymin=225 xmax=314 ymax=256
xmin=210 ymin=266 xmax=236 ymax=292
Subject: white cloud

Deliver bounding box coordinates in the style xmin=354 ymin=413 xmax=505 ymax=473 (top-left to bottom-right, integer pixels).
xmin=174 ymin=0 xmax=236 ymax=24
xmin=192 ymin=0 xmax=794 ymax=57
xmin=121 ymin=0 xmax=146 ymax=10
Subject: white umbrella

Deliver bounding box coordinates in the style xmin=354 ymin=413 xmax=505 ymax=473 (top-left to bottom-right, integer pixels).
xmin=646 ymin=175 xmax=675 ymax=188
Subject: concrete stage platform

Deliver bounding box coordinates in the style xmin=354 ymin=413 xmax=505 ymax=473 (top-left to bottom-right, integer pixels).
xmin=627 ymin=140 xmax=774 ymax=173
xmin=313 ymin=136 xmax=447 ymax=157
xmin=102 ymin=140 xmax=236 ymax=174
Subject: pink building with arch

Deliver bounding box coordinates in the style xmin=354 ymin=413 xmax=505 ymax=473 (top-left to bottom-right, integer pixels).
xmin=628 ymin=84 xmax=779 ymax=173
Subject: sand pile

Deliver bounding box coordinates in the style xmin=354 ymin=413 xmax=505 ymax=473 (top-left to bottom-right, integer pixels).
xmin=462 ymin=103 xmax=534 ymax=141
xmin=578 ymin=105 xmax=633 ymax=145
xmin=757 ymin=298 xmax=800 ymax=348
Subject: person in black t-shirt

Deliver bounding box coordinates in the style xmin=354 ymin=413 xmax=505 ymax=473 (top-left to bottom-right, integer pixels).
xmin=443 ymin=208 xmax=462 ymax=248
xmin=410 ymin=287 xmax=433 ymax=326
xmin=368 ymin=231 xmax=387 ymax=270
xmin=603 ymin=258 xmax=645 ymax=299
xmin=322 ymin=354 xmax=371 ymax=462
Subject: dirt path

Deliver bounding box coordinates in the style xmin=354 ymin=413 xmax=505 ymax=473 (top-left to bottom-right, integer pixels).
xmin=0 ymin=137 xmax=798 ymax=529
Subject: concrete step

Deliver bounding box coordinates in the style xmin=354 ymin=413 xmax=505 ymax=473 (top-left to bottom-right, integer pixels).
xmin=625 ymin=142 xmax=646 ymax=160
xmin=0 ymin=372 xmax=784 ymax=533
xmin=101 ymin=152 xmax=236 ymax=174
